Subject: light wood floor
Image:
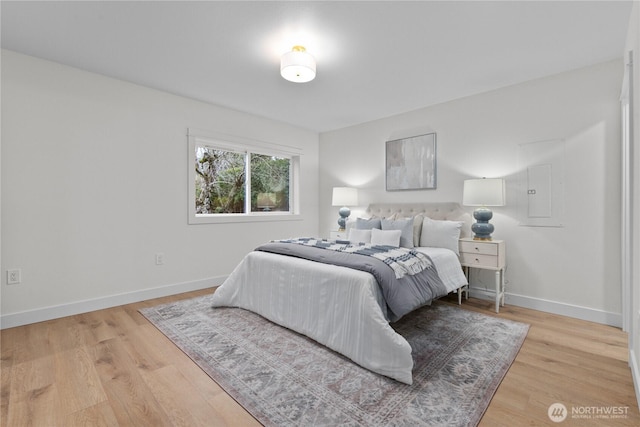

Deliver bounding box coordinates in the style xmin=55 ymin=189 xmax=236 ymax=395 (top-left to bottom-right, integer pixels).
xmin=1 ymin=289 xmax=639 ymax=426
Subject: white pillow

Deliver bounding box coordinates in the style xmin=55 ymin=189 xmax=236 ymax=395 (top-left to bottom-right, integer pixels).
xmin=420 ymin=217 xmax=463 ymax=255
xmin=371 ymin=228 xmax=402 ymax=247
xmin=381 ymin=218 xmax=414 ymax=248
xmin=344 ymin=218 xmax=357 ymax=236
xmin=348 ymin=228 xmax=372 ymax=244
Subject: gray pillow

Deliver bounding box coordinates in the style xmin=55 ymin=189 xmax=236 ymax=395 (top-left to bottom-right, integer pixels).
xmin=355 ymin=217 xmax=382 ymax=230
xmin=381 ymin=218 xmax=414 ymax=248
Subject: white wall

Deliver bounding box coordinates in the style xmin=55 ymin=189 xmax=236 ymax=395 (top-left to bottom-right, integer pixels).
xmin=1 ymin=50 xmax=319 ymax=327
xmin=0 ymin=48 xmax=625 ymax=330
xmin=320 ymin=59 xmax=623 ymax=325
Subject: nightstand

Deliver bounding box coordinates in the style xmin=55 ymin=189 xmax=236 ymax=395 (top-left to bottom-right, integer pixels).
xmin=458 ymin=238 xmax=506 ymax=313
xmin=329 ymin=230 xmax=347 ymax=240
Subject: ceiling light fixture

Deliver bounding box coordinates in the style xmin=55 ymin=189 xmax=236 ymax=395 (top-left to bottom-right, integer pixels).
xmin=280 ymin=45 xmax=316 ymax=83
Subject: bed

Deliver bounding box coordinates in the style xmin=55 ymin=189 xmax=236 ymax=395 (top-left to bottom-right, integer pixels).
xmin=211 ymin=202 xmax=472 ymax=384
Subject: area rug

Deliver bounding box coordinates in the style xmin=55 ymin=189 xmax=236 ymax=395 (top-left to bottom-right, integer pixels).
xmin=141 ymin=296 xmax=529 ymax=426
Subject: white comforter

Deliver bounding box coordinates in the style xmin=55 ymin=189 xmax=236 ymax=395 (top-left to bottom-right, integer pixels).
xmin=415 ymin=247 xmax=468 ymax=293
xmin=211 ymin=247 xmax=466 ymax=384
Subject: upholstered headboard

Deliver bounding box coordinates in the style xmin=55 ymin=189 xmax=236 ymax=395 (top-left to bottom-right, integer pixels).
xmin=364 ymin=202 xmax=473 ymax=239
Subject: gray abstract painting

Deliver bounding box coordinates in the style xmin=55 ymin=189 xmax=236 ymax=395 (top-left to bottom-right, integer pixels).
xmin=386 ymin=133 xmax=436 ymax=191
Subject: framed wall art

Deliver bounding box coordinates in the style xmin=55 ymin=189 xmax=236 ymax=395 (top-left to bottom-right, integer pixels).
xmin=385 ymin=132 xmax=437 ymax=191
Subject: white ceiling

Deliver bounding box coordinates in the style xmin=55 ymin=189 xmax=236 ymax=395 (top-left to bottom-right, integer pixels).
xmin=1 ymin=1 xmax=633 ymax=133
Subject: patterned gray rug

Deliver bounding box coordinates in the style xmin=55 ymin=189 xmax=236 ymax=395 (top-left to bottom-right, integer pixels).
xmin=141 ymin=295 xmax=529 ymax=427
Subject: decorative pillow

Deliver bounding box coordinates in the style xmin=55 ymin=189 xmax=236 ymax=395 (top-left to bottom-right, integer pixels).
xmin=355 ymin=217 xmax=382 ymax=230
xmin=412 ymin=214 xmax=424 ymax=247
xmin=381 ymin=218 xmax=414 ymax=248
xmin=348 ymin=228 xmax=372 ymax=244
xmin=345 ymin=218 xmax=357 ymax=236
xmin=420 ymin=217 xmax=463 ymax=255
xmin=371 ymin=228 xmax=402 ymax=247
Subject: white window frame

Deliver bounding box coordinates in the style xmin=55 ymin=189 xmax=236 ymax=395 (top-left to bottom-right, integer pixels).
xmin=188 ymin=128 xmax=302 ymax=224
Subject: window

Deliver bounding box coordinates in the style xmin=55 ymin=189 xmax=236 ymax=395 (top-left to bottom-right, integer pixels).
xmin=188 ymin=129 xmax=301 ymax=224
xmin=249 ymin=154 xmax=290 ymax=213
xmin=194 ymin=147 xmax=290 ymax=214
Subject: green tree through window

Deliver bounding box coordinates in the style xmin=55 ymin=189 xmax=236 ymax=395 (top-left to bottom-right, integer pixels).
xmin=250 ymin=154 xmax=290 ymax=212
xmin=195 ymin=146 xmax=291 ymax=214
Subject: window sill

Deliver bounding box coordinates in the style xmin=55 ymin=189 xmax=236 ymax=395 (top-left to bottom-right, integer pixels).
xmin=189 ymin=213 xmax=304 ymax=225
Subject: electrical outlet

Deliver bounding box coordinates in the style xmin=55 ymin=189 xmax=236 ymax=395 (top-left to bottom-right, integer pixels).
xmin=155 ymin=253 xmax=165 ymax=265
xmin=7 ymin=269 xmax=21 ymax=285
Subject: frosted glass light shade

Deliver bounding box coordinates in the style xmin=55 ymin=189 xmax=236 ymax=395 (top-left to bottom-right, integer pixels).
xmin=280 ymin=46 xmax=316 ymax=83
xmin=332 ymin=187 xmax=358 ymax=206
xmin=462 ymin=178 xmax=505 ymax=206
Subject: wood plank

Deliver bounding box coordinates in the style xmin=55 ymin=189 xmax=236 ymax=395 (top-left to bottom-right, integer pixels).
xmin=89 ymin=338 xmax=173 ymax=426
xmin=52 ymin=347 xmax=107 ymax=416
xmin=76 ymin=310 xmax=119 ymax=346
xmin=62 ymin=401 xmax=119 ymax=427
xmin=119 ymin=322 xmax=170 ymax=373
xmin=0 ymin=351 xmax=11 ymax=426
xmin=9 ymin=354 xmax=56 ymax=395
xmin=6 ymin=381 xmax=61 ymax=426
xmin=139 ymin=364 xmax=231 ymax=427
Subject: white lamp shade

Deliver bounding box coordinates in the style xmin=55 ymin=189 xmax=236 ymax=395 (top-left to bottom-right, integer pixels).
xmin=462 ymin=178 xmax=505 ymax=206
xmin=281 ymin=46 xmax=316 ymax=83
xmin=332 ymin=187 xmax=358 ymax=206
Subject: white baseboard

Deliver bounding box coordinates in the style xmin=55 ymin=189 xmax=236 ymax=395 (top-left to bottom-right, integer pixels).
xmin=1 ymin=279 xmax=623 ymax=330
xmin=630 ymin=350 xmax=640 ymax=411
xmin=0 ymin=276 xmax=227 ymax=330
xmin=469 ymin=289 xmax=622 ymax=327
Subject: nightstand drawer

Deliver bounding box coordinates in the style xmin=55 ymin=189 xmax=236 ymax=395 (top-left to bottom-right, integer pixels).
xmin=460 ymin=253 xmax=500 ymax=268
xmin=459 ymin=240 xmax=498 ymax=256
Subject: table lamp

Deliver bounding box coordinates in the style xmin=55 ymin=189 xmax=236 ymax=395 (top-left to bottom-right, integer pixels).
xmin=462 ymin=178 xmax=505 ymax=240
xmin=332 ymin=187 xmax=358 ymax=231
